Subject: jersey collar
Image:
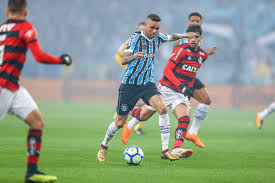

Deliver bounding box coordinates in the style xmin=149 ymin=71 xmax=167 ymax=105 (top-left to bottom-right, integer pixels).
xmin=141 ymin=31 xmax=154 ymax=42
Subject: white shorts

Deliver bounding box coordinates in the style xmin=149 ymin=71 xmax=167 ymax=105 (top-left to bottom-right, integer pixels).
xmin=0 ymin=86 xmax=38 ymax=121
xmin=159 ymin=85 xmax=190 ymax=111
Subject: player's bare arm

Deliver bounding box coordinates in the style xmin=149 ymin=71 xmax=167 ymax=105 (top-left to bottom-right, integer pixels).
xmin=121 ymin=52 xmax=143 ymax=65
xmin=206 ymin=46 xmax=216 ymax=55
xmin=168 ymin=32 xmax=198 ymax=41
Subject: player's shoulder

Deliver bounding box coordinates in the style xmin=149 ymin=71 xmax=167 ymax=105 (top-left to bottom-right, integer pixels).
xmin=176 ymin=43 xmax=189 ymax=51
xmin=198 ymin=47 xmax=208 ymax=56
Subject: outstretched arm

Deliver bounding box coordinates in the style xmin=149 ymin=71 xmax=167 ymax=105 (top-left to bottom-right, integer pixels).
xmin=207 ymin=46 xmax=216 ymax=55
xmin=167 ymin=32 xmax=197 ymax=41
xmin=28 ymin=41 xmax=62 ymax=64
xmin=28 ymin=41 xmax=72 ymax=65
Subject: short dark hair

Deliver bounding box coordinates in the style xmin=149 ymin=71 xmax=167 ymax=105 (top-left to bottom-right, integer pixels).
xmin=186 ymin=25 xmax=202 ymax=35
xmin=8 ymin=0 xmax=27 ymax=13
xmin=147 ymin=14 xmax=161 ymax=22
xmin=188 ymin=12 xmax=202 ymax=20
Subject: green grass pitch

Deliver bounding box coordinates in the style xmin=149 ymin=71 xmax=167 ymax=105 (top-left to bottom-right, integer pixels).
xmin=0 ymin=101 xmax=274 ymax=183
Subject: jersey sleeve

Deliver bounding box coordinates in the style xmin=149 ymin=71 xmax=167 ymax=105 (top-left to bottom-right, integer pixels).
xmin=163 ymin=47 xmax=186 ymax=87
xmin=158 ymin=32 xmax=169 ymax=43
xmin=22 ymin=24 xmax=38 ymax=45
xmin=124 ymin=33 xmax=140 ymax=53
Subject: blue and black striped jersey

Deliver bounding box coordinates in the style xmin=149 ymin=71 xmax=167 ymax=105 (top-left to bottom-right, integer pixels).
xmin=122 ymin=31 xmax=169 ymax=85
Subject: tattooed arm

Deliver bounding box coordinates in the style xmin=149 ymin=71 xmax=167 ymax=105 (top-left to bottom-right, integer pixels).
xmin=167 ymin=32 xmax=197 ymax=41
xmin=121 ymin=52 xmax=143 ymax=65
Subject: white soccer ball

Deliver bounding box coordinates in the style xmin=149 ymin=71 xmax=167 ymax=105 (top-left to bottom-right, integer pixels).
xmin=123 ymin=146 xmax=144 ymax=165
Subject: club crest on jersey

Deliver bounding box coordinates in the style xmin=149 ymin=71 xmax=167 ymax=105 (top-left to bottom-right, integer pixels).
xmin=182 ymin=64 xmax=198 ymax=73
xmin=121 ymin=104 xmax=128 ymax=112
xmin=142 ymin=44 xmax=147 ymax=50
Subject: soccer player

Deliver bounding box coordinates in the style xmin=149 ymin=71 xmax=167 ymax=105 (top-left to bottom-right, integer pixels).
xmin=160 ymin=25 xmax=208 ymax=157
xmin=115 ymin=22 xmax=146 ymax=135
xmin=97 ymin=13 xmax=198 ymax=162
xmin=122 ymin=12 xmax=216 ymax=148
xmin=0 ymin=0 xmax=72 ymax=183
xmin=256 ymin=102 xmax=275 ymax=129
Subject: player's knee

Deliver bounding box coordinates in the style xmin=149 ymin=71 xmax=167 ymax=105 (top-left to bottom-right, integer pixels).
xmin=158 ymin=105 xmax=168 ymax=115
xmin=115 ymin=119 xmax=125 ymax=128
xmin=29 ymin=119 xmax=44 ymax=130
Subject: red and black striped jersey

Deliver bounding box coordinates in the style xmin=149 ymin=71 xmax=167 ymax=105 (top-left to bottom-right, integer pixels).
xmin=160 ymin=43 xmax=208 ymax=92
xmin=0 ymin=19 xmax=62 ymax=91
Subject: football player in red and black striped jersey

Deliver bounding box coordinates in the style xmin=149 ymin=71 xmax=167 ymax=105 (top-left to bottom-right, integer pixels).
xmin=0 ymin=0 xmax=72 ymax=182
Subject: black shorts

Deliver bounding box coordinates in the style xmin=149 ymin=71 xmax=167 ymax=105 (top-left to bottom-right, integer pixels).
xmin=117 ymin=82 xmax=160 ymax=115
xmin=191 ymin=78 xmax=205 ymax=96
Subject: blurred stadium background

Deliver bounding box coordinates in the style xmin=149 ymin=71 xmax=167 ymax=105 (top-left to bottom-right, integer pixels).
xmin=1 ymin=1 xmax=275 ymax=183
xmin=1 ymin=0 xmax=275 ymax=108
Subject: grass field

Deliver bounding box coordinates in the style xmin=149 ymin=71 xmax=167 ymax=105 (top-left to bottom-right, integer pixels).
xmin=0 ymin=101 xmax=274 ymax=183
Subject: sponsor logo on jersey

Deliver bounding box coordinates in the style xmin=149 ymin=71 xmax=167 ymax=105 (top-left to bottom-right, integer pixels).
xmin=24 ymin=30 xmax=34 ymax=38
xmin=182 ymin=64 xmax=198 ymax=73
xmin=0 ymin=23 xmax=15 ymax=32
xmin=143 ymin=53 xmax=156 ymax=58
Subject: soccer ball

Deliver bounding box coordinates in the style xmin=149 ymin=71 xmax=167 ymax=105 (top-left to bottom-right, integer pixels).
xmin=123 ymin=146 xmax=144 ymax=165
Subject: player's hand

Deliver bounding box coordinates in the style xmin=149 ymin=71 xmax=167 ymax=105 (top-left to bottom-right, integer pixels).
xmin=60 ymin=54 xmax=72 ymax=66
xmin=133 ymin=52 xmax=143 ymax=60
xmin=207 ymin=46 xmax=216 ymax=55
xmin=178 ymin=84 xmax=192 ymax=99
xmin=183 ymin=32 xmax=199 ymax=39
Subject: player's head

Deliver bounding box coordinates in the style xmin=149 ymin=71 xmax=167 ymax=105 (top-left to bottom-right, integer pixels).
xmin=7 ymin=0 xmax=28 ymax=18
xmin=137 ymin=22 xmax=145 ymax=32
xmin=188 ymin=12 xmax=202 ymax=26
xmin=144 ymin=14 xmax=161 ymax=39
xmin=186 ymin=25 xmax=202 ymax=49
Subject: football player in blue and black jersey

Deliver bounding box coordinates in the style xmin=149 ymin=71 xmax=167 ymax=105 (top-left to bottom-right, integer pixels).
xmin=97 ymin=13 xmax=197 ymax=162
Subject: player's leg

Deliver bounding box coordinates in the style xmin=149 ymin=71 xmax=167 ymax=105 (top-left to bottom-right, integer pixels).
xmin=148 ymin=94 xmax=178 ymax=160
xmin=98 ymin=84 xmax=139 ymax=162
xmin=8 ymin=86 xmax=57 ymax=183
xmin=172 ymin=103 xmax=193 ymax=158
xmin=257 ymin=102 xmax=275 ymax=129
xmin=122 ymin=105 xmax=156 ymax=144
xmin=187 ymin=78 xmax=210 ymax=148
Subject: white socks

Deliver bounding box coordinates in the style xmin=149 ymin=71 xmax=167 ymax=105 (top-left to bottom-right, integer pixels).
xmin=259 ymin=102 xmax=275 ymax=120
xmin=159 ymin=113 xmax=170 ymax=151
xmin=101 ymin=122 xmax=119 ymax=147
xmin=189 ymin=103 xmax=210 ymax=135
xmin=128 ymin=118 xmax=140 ymax=130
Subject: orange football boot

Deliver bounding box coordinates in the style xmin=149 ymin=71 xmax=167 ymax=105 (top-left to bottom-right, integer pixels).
xmin=122 ymin=122 xmax=132 ymax=144
xmin=186 ymin=133 xmax=205 ymax=148
xmin=256 ymin=113 xmax=263 ymax=129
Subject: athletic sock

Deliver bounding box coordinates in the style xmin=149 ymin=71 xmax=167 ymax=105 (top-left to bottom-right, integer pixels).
xmin=27 ymin=129 xmax=42 ymax=173
xmin=101 ymin=122 xmax=119 ymax=147
xmin=259 ymin=102 xmax=275 ymax=120
xmin=188 ymin=103 xmax=209 ymax=135
xmin=159 ymin=113 xmax=170 ymax=151
xmin=130 ymin=108 xmax=142 ymax=121
xmin=173 ymin=116 xmax=190 ymax=149
xmin=128 ymin=118 xmax=140 ymax=130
